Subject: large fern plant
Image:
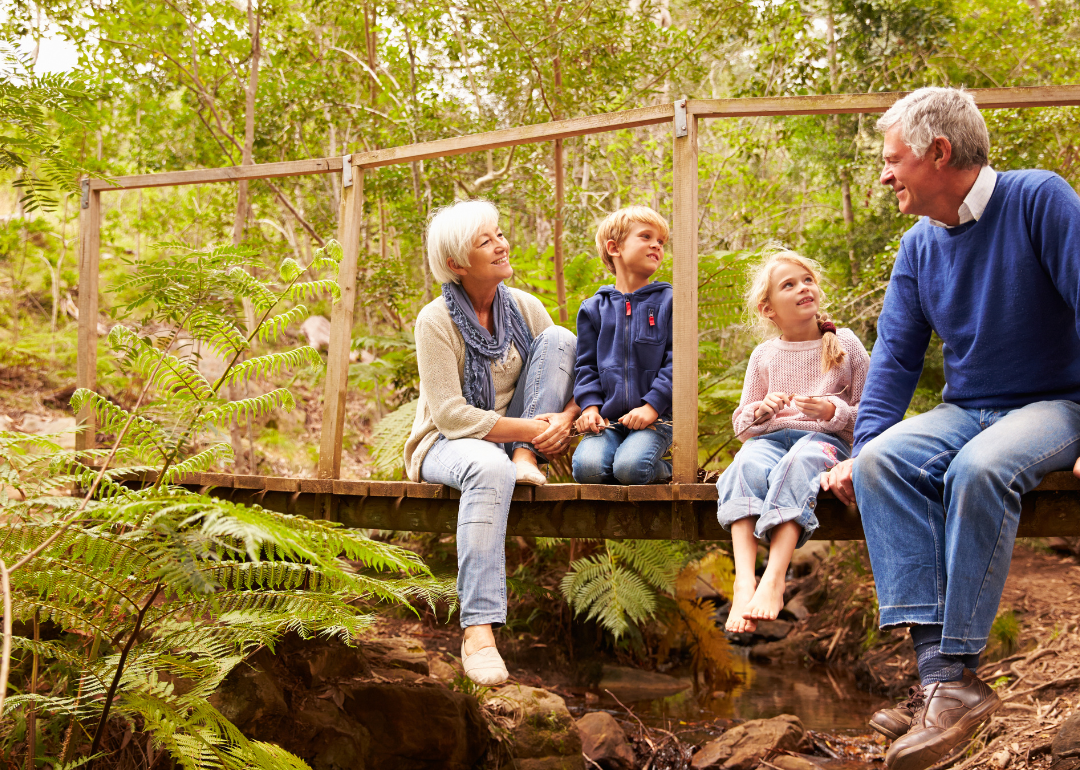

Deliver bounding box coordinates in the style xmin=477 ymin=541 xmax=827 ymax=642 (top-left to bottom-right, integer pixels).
xmin=0 ymin=240 xmax=447 ymax=768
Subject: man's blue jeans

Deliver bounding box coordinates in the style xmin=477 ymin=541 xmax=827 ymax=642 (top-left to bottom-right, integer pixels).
xmin=572 ymin=421 xmax=673 ymax=485
xmin=420 ymin=325 xmax=576 ymax=628
xmin=856 ymin=401 xmax=1080 ymax=655
xmin=716 ymin=429 xmax=850 ymax=548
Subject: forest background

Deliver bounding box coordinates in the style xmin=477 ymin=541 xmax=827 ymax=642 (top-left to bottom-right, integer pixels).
xmin=2 ymin=0 xmax=1080 ymax=766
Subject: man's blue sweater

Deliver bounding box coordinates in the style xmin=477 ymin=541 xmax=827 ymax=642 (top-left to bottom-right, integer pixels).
xmin=853 ymin=170 xmax=1080 ymax=456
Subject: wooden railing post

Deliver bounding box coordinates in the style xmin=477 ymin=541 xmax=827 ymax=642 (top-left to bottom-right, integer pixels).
xmin=553 ymin=139 xmax=567 ymax=323
xmin=318 ymin=157 xmax=364 ymax=480
xmin=76 ymin=180 xmax=101 ymax=452
xmin=671 ymin=100 xmax=699 ymax=488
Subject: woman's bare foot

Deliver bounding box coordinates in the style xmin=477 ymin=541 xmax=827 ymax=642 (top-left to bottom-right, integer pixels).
xmin=725 ymin=579 xmax=759 ymax=633
xmin=742 ymin=571 xmax=786 ymax=621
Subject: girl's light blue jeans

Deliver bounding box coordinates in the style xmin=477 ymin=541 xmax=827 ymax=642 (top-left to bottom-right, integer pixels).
xmin=571 ymin=421 xmax=673 ymax=485
xmin=716 ymin=428 xmax=850 ymax=549
xmin=420 ymin=325 xmax=576 ymax=628
xmin=855 ymin=400 xmax=1080 ymax=655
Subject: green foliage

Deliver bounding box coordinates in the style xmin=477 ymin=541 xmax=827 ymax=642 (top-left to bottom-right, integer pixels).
xmin=560 ymin=539 xmax=686 ymax=639
xmin=0 ymin=236 xmax=450 ymax=768
xmin=991 ymin=610 xmax=1021 ymax=658
xmin=368 ymin=400 xmax=418 ymax=479
xmin=0 ymin=45 xmax=95 ymax=211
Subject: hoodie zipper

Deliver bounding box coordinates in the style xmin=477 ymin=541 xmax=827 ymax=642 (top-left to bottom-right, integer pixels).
xmin=624 ymin=294 xmax=631 ymax=415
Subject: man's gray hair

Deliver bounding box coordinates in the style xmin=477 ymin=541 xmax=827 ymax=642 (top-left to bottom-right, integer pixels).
xmin=876 ymin=87 xmax=990 ymax=169
xmin=426 ymin=199 xmax=500 ymax=285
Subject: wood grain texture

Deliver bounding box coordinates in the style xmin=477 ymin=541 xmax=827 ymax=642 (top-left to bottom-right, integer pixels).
xmin=75 ymin=189 xmax=101 ymax=453
xmin=671 ymin=115 xmax=699 ymax=483
xmin=88 ymin=157 xmax=343 ymax=192
xmin=352 ymin=104 xmax=674 ymax=169
xmin=689 ymin=85 xmax=1080 ymax=118
xmin=318 ymin=172 xmax=364 ymax=479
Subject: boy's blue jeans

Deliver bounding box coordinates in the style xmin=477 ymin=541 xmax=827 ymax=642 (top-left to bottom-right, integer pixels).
xmin=572 ymin=421 xmax=673 ymax=485
xmin=855 ymin=401 xmax=1080 ymax=655
xmin=716 ymin=429 xmax=850 ymax=549
xmin=420 ymin=325 xmax=576 ymax=628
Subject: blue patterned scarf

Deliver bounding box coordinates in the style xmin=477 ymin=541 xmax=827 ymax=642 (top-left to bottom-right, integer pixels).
xmin=442 ymin=281 xmax=534 ymax=411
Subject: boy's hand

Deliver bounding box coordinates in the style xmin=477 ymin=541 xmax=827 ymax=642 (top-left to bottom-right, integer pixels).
xmin=575 ymin=406 xmax=606 ymax=434
xmin=619 ymin=403 xmax=659 ymax=431
xmin=1073 ymin=455 xmax=1080 ymax=480
xmin=753 ymin=392 xmax=791 ymax=421
xmin=793 ymin=395 xmax=836 ymax=421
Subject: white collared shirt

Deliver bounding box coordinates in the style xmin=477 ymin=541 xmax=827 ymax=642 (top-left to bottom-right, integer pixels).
xmin=928 ymin=165 xmax=998 ymax=228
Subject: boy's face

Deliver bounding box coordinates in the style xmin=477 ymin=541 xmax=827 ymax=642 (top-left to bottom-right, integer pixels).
xmin=607 ymin=222 xmax=665 ymax=279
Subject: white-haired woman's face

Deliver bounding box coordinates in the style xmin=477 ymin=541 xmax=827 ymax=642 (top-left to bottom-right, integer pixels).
xmin=451 ymin=221 xmax=512 ymax=286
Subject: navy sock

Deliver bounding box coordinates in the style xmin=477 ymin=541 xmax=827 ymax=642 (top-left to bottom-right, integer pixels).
xmin=910 ymin=625 xmax=980 ymax=685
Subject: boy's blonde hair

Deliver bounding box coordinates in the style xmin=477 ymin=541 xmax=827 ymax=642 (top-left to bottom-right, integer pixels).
xmin=594 ymin=206 xmax=669 ymax=275
xmin=745 ymin=247 xmax=846 ymax=373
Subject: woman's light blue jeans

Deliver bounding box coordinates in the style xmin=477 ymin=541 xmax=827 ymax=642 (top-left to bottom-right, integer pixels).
xmin=855 ymin=401 xmax=1080 ymax=655
xmin=716 ymin=429 xmax=850 ymax=549
xmin=420 ymin=325 xmax=576 ymax=628
xmin=572 ymin=422 xmax=673 ymax=485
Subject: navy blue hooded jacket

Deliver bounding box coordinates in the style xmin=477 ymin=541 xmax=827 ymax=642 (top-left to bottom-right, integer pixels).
xmin=574 ymin=282 xmax=674 ymax=421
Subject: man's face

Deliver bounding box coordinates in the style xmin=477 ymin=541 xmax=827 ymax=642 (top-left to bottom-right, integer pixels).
xmin=880 ymin=125 xmax=940 ymax=217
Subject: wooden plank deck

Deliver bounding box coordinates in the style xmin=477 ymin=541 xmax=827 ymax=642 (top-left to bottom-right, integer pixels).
xmin=153 ymin=472 xmax=1080 ymax=541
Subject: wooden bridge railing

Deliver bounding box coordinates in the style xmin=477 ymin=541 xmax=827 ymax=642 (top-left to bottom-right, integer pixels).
xmin=80 ymin=85 xmax=1080 ymax=538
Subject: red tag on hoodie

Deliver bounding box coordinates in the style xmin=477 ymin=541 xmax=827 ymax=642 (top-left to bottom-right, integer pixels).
xmin=625 ymin=300 xmax=631 ymax=316
xmin=649 ymin=312 xmax=655 ymax=326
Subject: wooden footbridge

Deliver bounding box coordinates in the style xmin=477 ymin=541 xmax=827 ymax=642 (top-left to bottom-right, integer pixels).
xmin=78 ymin=86 xmax=1080 ymax=540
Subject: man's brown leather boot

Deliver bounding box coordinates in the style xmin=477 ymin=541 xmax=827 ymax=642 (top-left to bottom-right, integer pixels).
xmin=870 ymin=685 xmax=924 ymax=741
xmin=884 ymin=670 xmax=1000 ymax=770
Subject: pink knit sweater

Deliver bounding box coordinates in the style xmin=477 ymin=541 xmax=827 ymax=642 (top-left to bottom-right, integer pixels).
xmin=733 ymin=328 xmax=870 ymax=446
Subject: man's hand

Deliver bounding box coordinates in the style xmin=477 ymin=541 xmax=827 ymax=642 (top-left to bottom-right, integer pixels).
xmin=1073 ymin=455 xmax=1080 ymax=480
xmin=754 ymin=392 xmax=791 ymax=421
xmin=533 ymin=412 xmax=574 ymax=456
xmin=793 ymin=395 xmax=837 ymax=421
xmin=575 ymin=406 xmax=606 ymax=435
xmin=820 ymin=458 xmax=856 ymax=506
xmin=619 ymin=403 xmax=659 ymax=431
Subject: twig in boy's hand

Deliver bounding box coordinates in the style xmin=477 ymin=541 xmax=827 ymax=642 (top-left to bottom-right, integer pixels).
xmin=569 ymin=418 xmax=673 ymax=439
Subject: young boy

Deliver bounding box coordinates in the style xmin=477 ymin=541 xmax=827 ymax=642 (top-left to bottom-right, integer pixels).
xmin=572 ymin=206 xmax=673 ymax=485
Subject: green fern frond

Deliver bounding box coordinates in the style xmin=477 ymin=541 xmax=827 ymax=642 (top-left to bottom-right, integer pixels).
xmin=256 ymin=305 xmax=307 ymax=344
xmin=608 ymin=539 xmax=684 ymax=594
xmin=285 ymin=279 xmax=340 ymax=303
xmin=278 ymin=257 xmax=303 ymax=282
xmin=70 ymin=389 xmax=168 ymax=459
xmin=224 ymin=266 xmax=278 ymax=310
xmin=198 ymin=389 xmax=295 ymax=430
xmin=189 ymin=309 xmax=249 ymax=358
xmin=161 ymin=443 xmax=233 ymax=483
xmin=220 ymin=347 xmax=323 ymax=386
xmin=369 ymin=400 xmax=417 ymax=477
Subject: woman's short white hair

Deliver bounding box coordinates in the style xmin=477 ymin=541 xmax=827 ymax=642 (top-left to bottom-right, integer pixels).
xmin=876 ymin=87 xmax=990 ymax=169
xmin=426 ymin=199 xmax=500 ymax=285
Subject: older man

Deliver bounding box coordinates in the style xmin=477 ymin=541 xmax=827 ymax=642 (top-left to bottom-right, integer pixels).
xmin=821 ymin=87 xmax=1080 ymax=770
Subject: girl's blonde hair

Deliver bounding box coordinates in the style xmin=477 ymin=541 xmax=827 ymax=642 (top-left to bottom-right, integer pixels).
xmin=745 ymin=247 xmax=846 ymax=373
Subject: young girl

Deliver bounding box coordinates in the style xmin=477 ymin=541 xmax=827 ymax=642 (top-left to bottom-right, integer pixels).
xmin=717 ymin=249 xmax=870 ymax=634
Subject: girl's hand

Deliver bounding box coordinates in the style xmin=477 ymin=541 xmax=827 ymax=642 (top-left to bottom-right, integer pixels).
xmin=793 ymin=395 xmax=836 ymax=421
xmin=575 ymin=406 xmax=607 ymax=435
xmin=619 ymin=403 xmax=659 ymax=431
xmin=754 ymin=392 xmax=791 ymax=420
xmin=534 ymin=412 xmax=574 ymax=456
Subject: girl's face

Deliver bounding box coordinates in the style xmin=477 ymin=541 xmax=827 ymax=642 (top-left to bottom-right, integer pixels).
xmin=760 ymin=261 xmax=821 ymax=333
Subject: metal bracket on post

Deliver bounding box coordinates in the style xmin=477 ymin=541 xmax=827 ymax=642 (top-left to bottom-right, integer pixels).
xmin=80 ymin=178 xmax=90 ymax=209
xmin=341 ymin=154 xmax=353 ymax=188
xmin=674 ymin=98 xmax=688 ymax=138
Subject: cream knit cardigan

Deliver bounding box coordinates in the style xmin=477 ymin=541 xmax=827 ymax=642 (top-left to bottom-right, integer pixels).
xmin=404 ymin=286 xmax=553 ymax=482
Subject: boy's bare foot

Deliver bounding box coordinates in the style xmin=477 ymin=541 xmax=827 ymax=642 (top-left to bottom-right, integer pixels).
xmin=725 ymin=579 xmax=758 ymax=633
xmin=743 ymin=571 xmax=786 ymax=621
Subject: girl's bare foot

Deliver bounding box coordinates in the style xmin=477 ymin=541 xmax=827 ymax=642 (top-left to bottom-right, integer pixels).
xmin=725 ymin=579 xmax=759 ymax=633
xmin=743 ymin=571 xmax=786 ymax=621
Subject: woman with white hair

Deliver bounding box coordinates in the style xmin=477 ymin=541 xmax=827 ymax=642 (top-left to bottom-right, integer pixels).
xmin=404 ymin=199 xmax=579 ymax=685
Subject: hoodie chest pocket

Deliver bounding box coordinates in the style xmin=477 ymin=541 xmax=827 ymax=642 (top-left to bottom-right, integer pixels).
xmin=633 ymin=303 xmax=665 ymax=345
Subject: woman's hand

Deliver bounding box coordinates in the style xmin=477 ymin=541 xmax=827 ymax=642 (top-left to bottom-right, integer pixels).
xmin=619 ymin=403 xmax=659 ymax=431
xmin=534 ymin=411 xmax=574 ymax=456
xmin=793 ymin=395 xmax=836 ymax=421
xmin=575 ymin=406 xmax=606 ymax=435
xmin=753 ymin=392 xmax=791 ymax=420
